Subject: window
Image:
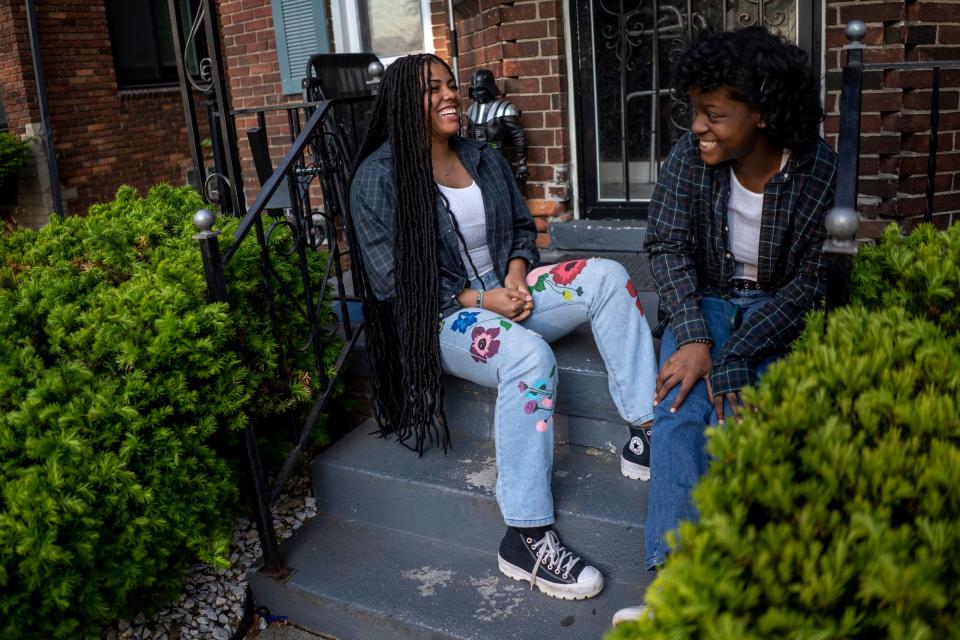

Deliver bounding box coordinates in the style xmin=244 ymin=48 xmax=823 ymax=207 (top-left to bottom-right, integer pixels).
xmin=330 ymin=0 xmax=434 ymax=63
xmin=357 ymin=0 xmax=425 ymax=58
xmin=106 ymin=0 xmax=197 ymax=89
xmin=272 ymin=0 xmax=332 ymax=95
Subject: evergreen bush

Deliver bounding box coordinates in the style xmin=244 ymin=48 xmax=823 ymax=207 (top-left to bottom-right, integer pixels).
xmin=0 ymin=185 xmax=337 ymax=639
xmin=852 ymin=221 xmax=960 ymax=333
xmin=609 ymin=306 xmax=960 ymax=640
xmin=0 ymin=133 xmax=27 ymax=186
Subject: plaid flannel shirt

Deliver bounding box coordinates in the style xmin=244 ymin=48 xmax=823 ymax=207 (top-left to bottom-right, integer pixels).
xmin=349 ymin=136 xmax=539 ymax=317
xmin=645 ymin=131 xmax=837 ymax=395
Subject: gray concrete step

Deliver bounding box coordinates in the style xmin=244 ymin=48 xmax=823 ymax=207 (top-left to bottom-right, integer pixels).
xmin=248 ymin=513 xmax=647 ymax=640
xmin=549 ymin=220 xmax=647 ymax=254
xmin=311 ymin=421 xmax=650 ymax=583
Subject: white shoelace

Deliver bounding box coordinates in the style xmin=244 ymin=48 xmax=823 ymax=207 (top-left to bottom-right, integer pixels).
xmin=528 ymin=530 xmax=580 ymax=590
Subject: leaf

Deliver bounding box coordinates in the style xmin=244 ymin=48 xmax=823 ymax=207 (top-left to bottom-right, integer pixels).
xmin=532 ymin=273 xmax=549 ymax=292
xmin=499 ymin=320 xmax=512 ymax=330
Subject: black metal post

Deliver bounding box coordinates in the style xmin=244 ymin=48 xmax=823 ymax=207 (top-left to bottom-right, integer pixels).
xmin=167 ymin=0 xmax=207 ymax=195
xmin=242 ymin=418 xmax=286 ymax=576
xmin=834 ymin=25 xmax=864 ymax=211
xmin=200 ymin=0 xmax=247 ymax=217
xmin=207 ymin=99 xmax=234 ymax=214
xmin=823 ymin=20 xmax=866 ymax=312
xmin=24 ymin=0 xmax=63 ymax=218
xmin=193 ymin=209 xmax=228 ymax=303
xmin=193 ymin=209 xmax=286 ymax=577
xmin=925 ymin=67 xmax=940 ymax=224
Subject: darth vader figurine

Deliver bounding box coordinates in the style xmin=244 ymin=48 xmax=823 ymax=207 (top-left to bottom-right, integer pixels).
xmin=466 ymin=69 xmax=528 ymax=183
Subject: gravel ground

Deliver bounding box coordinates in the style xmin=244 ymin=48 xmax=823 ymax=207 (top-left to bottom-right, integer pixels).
xmin=102 ymin=467 xmax=318 ymax=640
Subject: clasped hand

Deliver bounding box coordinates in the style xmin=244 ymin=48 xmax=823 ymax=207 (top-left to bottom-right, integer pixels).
xmin=653 ymin=342 xmax=741 ymax=423
xmin=483 ymin=287 xmax=533 ymax=321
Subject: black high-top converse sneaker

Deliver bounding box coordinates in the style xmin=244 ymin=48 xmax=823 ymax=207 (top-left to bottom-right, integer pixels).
xmin=621 ymin=423 xmax=651 ymax=481
xmin=497 ymin=527 xmax=604 ymax=600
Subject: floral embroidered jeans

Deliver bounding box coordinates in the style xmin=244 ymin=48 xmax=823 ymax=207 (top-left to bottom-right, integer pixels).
xmin=438 ymin=258 xmax=657 ymax=527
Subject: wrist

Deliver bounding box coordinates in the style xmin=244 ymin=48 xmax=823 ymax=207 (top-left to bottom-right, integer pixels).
xmin=457 ymin=288 xmax=476 ymax=308
xmin=508 ymin=257 xmax=528 ymax=275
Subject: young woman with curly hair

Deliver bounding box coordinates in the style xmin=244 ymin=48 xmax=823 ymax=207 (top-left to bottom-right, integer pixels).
xmin=348 ymin=54 xmax=657 ymax=601
xmin=614 ymin=26 xmax=837 ymax=626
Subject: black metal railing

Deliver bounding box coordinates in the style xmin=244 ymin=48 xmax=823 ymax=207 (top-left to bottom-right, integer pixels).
xmin=192 ymin=97 xmax=371 ymax=576
xmin=823 ymin=19 xmax=960 ymax=308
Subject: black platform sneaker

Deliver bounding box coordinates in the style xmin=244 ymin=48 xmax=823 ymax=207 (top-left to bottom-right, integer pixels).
xmin=497 ymin=527 xmax=604 ymax=600
xmin=621 ymin=423 xmax=651 ymax=481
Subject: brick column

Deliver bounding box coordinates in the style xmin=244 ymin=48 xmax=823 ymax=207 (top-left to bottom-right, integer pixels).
xmin=432 ymin=0 xmax=571 ymax=248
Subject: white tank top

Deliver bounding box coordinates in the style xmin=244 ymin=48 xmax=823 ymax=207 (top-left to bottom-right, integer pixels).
xmin=727 ymin=150 xmax=790 ymax=281
xmin=438 ymin=181 xmax=494 ymax=278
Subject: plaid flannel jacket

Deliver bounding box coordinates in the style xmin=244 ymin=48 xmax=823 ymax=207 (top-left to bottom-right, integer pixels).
xmin=349 ymin=137 xmax=539 ymax=317
xmin=645 ymin=131 xmax=837 ymax=395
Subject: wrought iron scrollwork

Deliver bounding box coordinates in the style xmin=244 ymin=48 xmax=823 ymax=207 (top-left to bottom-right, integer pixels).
xmin=184 ymin=3 xmax=216 ymax=94
xmin=737 ymin=0 xmax=787 ymax=28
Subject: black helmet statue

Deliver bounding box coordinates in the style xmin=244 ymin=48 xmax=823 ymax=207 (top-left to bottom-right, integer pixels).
xmin=466 ymin=68 xmax=529 ymax=184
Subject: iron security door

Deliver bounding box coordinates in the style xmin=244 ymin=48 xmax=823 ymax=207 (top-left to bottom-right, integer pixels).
xmin=570 ymin=0 xmax=818 ymax=219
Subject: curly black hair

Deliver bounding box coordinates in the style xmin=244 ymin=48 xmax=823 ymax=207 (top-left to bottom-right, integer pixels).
xmin=672 ymin=27 xmax=823 ymax=152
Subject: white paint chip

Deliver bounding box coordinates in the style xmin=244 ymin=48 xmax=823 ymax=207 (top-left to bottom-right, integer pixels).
xmin=401 ymin=566 xmax=456 ymax=597
xmin=464 ymin=457 xmax=497 ymax=494
xmin=471 ymin=575 xmax=525 ymax=622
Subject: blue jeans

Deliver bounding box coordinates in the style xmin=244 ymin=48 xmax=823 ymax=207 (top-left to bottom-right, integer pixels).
xmin=439 ymin=258 xmax=657 ymax=527
xmin=644 ymin=292 xmax=783 ymax=569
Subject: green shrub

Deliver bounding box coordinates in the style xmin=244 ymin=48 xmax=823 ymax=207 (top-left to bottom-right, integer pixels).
xmin=0 ymin=133 xmax=27 ymax=186
xmin=610 ymin=306 xmax=960 ymax=640
xmin=852 ymin=221 xmax=960 ymax=333
xmin=0 ymin=185 xmax=337 ymax=639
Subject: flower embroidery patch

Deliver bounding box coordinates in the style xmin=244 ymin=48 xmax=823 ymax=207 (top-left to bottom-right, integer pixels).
xmin=528 ymin=260 xmax=587 ymax=301
xmin=451 ymin=310 xmax=481 ymax=333
xmin=550 ymin=259 xmax=587 ymax=285
xmin=518 ymin=364 xmax=557 ymax=433
xmin=470 ymin=326 xmax=501 ymax=363
xmin=625 ymin=279 xmax=645 ymax=315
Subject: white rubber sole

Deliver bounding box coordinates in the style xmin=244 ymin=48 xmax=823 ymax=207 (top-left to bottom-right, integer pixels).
xmin=621 ymin=456 xmax=650 ymax=481
xmin=497 ymin=556 xmax=604 ymax=600
xmin=612 ymin=605 xmax=647 ymax=626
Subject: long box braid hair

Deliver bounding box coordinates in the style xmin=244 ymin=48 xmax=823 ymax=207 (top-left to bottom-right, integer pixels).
xmin=349 ymin=54 xmax=458 ymax=455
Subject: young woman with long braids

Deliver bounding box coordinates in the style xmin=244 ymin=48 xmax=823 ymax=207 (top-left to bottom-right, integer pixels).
xmin=349 ymin=54 xmax=657 ymax=601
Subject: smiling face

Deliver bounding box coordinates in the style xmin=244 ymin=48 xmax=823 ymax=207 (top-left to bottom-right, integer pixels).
xmin=688 ymin=86 xmax=766 ymax=167
xmin=424 ymin=61 xmax=460 ymax=142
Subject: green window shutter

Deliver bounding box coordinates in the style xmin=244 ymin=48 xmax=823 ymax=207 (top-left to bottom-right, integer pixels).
xmin=272 ymin=0 xmax=330 ymax=95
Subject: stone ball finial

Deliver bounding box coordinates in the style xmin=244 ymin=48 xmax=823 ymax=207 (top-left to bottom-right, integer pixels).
xmin=825 ymin=207 xmax=859 ymax=242
xmin=844 ymin=20 xmax=867 ymax=43
xmin=193 ymin=209 xmax=215 ymax=233
xmin=367 ymin=60 xmax=384 ymax=79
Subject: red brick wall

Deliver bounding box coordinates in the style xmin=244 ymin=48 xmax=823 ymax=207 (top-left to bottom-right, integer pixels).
xmin=431 ymin=0 xmax=571 ymax=247
xmin=0 ymin=0 xmax=199 ymax=217
xmin=824 ymin=0 xmax=960 ymax=238
xmin=0 ymin=3 xmax=40 ymax=131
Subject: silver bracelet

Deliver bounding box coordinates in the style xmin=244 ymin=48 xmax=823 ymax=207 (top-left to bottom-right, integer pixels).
xmin=477 ymin=289 xmax=485 ymax=309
